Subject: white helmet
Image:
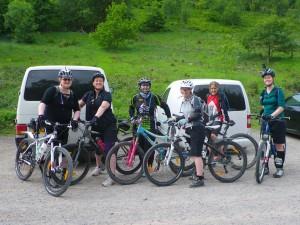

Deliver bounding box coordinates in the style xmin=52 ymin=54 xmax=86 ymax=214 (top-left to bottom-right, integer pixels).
xmin=180 ymin=80 xmax=193 ymax=89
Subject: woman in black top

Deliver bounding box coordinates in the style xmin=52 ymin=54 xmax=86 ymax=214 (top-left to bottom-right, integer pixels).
xmin=38 ymin=68 xmax=80 ymax=145
xmin=79 ymin=72 xmax=117 ymax=187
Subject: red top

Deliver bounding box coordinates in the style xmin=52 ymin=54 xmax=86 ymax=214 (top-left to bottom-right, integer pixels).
xmin=207 ymin=95 xmax=224 ymax=121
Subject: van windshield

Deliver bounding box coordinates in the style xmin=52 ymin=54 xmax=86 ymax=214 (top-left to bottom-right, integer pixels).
xmin=24 ymin=70 xmax=99 ymax=101
xmin=193 ymin=84 xmax=246 ymax=111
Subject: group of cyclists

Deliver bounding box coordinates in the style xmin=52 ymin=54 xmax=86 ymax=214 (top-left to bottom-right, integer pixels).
xmin=36 ymin=66 xmax=287 ymax=188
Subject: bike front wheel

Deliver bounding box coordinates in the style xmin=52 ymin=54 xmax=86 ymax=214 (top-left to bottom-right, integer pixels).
xmin=64 ymin=143 xmax=91 ymax=186
xmin=208 ymin=140 xmax=247 ymax=183
xmin=15 ymin=138 xmax=36 ymax=181
xmin=143 ymin=143 xmax=184 ymax=186
xmin=255 ymin=141 xmax=268 ymax=184
xmin=42 ymin=147 xmax=73 ymax=197
xmin=106 ymin=141 xmax=144 ymax=185
xmin=230 ymin=133 xmax=258 ymax=169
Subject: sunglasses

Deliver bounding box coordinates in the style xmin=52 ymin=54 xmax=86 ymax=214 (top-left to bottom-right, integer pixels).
xmin=62 ymin=78 xmax=72 ymax=81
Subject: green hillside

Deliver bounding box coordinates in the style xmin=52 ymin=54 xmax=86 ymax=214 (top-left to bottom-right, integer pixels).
xmin=0 ymin=2 xmax=300 ymax=134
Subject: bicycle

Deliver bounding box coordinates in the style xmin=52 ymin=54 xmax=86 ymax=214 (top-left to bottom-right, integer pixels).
xmin=253 ymin=114 xmax=289 ymax=184
xmin=219 ymin=120 xmax=258 ymax=169
xmin=105 ymin=116 xmax=176 ymax=185
xmin=166 ymin=115 xmax=248 ymax=183
xmin=142 ymin=117 xmax=187 ymax=186
xmin=15 ymin=119 xmax=73 ymax=197
xmin=64 ymin=119 xmax=132 ymax=185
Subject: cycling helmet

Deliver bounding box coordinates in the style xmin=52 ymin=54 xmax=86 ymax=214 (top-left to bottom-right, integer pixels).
xmin=58 ymin=68 xmax=72 ymax=79
xmin=138 ymin=78 xmax=151 ymax=87
xmin=92 ymin=72 xmax=105 ymax=82
xmin=261 ymin=68 xmax=275 ymax=78
xmin=180 ymin=80 xmax=193 ymax=89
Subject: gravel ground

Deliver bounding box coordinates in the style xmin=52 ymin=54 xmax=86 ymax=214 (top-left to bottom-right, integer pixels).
xmin=1 ymin=134 xmax=300 ymax=225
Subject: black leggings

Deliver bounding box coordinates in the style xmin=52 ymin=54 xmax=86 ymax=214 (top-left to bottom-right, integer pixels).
xmin=186 ymin=125 xmax=205 ymax=157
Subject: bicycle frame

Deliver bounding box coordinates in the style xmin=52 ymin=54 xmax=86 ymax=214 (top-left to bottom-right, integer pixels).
xmin=24 ymin=122 xmax=68 ymax=172
xmin=127 ymin=118 xmax=168 ymax=167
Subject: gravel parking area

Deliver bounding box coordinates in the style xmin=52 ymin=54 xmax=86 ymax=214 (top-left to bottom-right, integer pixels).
xmin=1 ymin=134 xmax=300 ymax=225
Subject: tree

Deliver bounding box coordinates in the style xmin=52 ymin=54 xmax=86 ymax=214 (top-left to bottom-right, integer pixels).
xmin=0 ymin=0 xmax=9 ymax=34
xmin=27 ymin=0 xmax=55 ymax=32
xmin=91 ymin=2 xmax=138 ymax=48
xmin=140 ymin=2 xmax=165 ymax=32
xmin=4 ymin=0 xmax=38 ymax=42
xmin=242 ymin=17 xmax=297 ymax=63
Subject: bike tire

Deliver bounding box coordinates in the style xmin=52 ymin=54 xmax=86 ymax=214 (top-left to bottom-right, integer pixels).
xmin=106 ymin=141 xmax=144 ymax=185
xmin=255 ymin=141 xmax=268 ymax=184
xmin=143 ymin=143 xmax=184 ymax=186
xmin=15 ymin=138 xmax=35 ymax=181
xmin=42 ymin=146 xmax=73 ymax=197
xmin=230 ymin=133 xmax=258 ymax=169
xmin=169 ymin=152 xmax=194 ymax=177
xmin=64 ymin=143 xmax=91 ymax=186
xmin=208 ymin=140 xmax=247 ymax=183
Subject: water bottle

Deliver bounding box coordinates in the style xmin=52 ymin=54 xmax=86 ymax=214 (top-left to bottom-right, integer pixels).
xmin=96 ymin=138 xmax=105 ymax=153
xmin=201 ymin=149 xmax=207 ymax=159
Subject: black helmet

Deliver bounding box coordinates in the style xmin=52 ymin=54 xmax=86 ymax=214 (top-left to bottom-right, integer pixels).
xmin=261 ymin=68 xmax=275 ymax=78
xmin=92 ymin=72 xmax=105 ymax=82
xmin=58 ymin=68 xmax=72 ymax=79
xmin=138 ymin=78 xmax=151 ymax=87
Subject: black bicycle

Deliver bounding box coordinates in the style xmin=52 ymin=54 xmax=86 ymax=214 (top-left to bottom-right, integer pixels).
xmin=155 ymin=115 xmax=248 ymax=183
xmin=64 ymin=119 xmax=131 ymax=185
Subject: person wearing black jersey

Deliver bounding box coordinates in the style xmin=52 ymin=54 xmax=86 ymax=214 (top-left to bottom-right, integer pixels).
xmin=38 ymin=68 xmax=80 ymax=145
xmin=79 ymin=72 xmax=118 ymax=187
xmin=129 ymin=78 xmax=171 ymax=157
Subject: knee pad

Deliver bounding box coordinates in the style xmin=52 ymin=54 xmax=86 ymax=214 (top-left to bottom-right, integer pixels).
xmin=274 ymin=157 xmax=283 ymax=168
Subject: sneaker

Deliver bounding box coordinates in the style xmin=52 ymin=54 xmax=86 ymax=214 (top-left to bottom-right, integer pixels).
xmin=189 ymin=177 xmax=204 ymax=188
xmin=102 ymin=177 xmax=114 ymax=187
xmin=264 ymin=166 xmax=269 ymax=175
xmin=91 ymin=167 xmax=102 ymax=176
xmin=273 ymin=168 xmax=284 ymax=178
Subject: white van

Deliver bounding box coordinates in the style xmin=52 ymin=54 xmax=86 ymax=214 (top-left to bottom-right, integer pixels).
xmin=156 ymin=79 xmax=251 ymax=136
xmin=15 ymin=65 xmax=110 ymax=145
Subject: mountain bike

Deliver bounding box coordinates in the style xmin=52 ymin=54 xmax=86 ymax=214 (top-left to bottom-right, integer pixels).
xmin=219 ymin=120 xmax=258 ymax=169
xmin=105 ymin=116 xmax=175 ymax=185
xmin=15 ymin=119 xmax=73 ymax=197
xmin=64 ymin=119 xmax=131 ymax=185
xmin=253 ymin=114 xmax=289 ymax=184
xmin=167 ymin=115 xmax=248 ymax=183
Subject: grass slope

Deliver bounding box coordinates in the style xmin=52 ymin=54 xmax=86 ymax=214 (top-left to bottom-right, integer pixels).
xmin=0 ymin=16 xmax=299 ymax=134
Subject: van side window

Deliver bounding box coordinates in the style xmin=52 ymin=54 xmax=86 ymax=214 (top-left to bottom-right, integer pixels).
xmin=24 ymin=70 xmax=99 ymax=101
xmin=193 ymin=84 xmax=246 ymax=111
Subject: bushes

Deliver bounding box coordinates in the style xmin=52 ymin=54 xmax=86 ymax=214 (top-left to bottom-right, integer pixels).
xmin=140 ymin=3 xmax=165 ymax=32
xmin=4 ymin=0 xmax=38 ymax=43
xmin=92 ymin=2 xmax=138 ymax=49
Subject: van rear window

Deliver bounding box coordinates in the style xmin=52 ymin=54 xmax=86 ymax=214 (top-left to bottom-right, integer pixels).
xmin=24 ymin=70 xmax=98 ymax=101
xmin=193 ymin=84 xmax=246 ymax=111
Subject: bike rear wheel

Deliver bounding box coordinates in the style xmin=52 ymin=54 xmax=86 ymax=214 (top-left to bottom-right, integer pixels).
xmin=64 ymin=143 xmax=91 ymax=186
xmin=15 ymin=138 xmax=35 ymax=181
xmin=106 ymin=141 xmax=144 ymax=185
xmin=255 ymin=141 xmax=268 ymax=184
xmin=42 ymin=147 xmax=73 ymax=197
xmin=143 ymin=143 xmax=184 ymax=186
xmin=208 ymin=140 xmax=247 ymax=183
xmin=230 ymin=133 xmax=258 ymax=169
